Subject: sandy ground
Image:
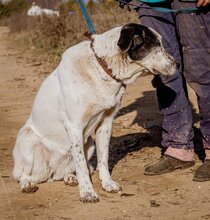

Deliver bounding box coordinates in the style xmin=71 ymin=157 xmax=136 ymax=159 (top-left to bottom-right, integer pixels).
xmin=0 ymin=26 xmax=210 ymax=220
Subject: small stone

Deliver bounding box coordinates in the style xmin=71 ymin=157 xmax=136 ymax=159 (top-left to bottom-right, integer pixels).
xmin=150 ymin=200 xmax=160 ymax=207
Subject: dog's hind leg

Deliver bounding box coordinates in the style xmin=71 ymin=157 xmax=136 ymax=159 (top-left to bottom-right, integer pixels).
xmin=13 ymin=127 xmax=48 ymax=193
xmin=53 ymin=154 xmax=78 ymax=186
xmin=64 ymin=172 xmax=78 ymax=186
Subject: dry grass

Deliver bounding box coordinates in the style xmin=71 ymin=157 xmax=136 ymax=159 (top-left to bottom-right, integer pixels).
xmin=6 ymin=1 xmax=139 ymax=64
xmin=0 ymin=0 xmax=29 ymax=19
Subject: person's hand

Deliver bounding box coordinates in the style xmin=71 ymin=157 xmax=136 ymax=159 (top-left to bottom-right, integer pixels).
xmin=197 ymin=0 xmax=210 ymax=7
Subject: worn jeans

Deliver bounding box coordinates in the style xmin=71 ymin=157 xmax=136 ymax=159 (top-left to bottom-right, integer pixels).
xmin=137 ymin=1 xmax=210 ymax=149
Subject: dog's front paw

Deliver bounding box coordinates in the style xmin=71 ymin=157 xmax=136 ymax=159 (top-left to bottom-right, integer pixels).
xmin=21 ymin=182 xmax=38 ymax=193
xmin=102 ymin=180 xmax=122 ymax=193
xmin=64 ymin=174 xmax=78 ymax=186
xmin=80 ymin=191 xmax=99 ymax=203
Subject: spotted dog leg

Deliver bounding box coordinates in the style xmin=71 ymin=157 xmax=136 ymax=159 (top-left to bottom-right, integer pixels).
xmin=65 ymin=122 xmax=99 ymax=203
xmin=95 ymin=109 xmax=121 ymax=193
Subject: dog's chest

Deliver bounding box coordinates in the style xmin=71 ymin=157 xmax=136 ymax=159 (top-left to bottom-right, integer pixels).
xmin=83 ymin=85 xmax=125 ymax=138
xmin=92 ymin=83 xmax=125 ymax=113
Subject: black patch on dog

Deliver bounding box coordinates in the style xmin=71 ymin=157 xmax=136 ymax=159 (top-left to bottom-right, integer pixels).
xmin=152 ymin=75 xmax=177 ymax=109
xmin=117 ymin=23 xmax=160 ymax=60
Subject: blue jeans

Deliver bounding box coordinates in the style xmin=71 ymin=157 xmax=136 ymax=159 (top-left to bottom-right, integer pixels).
xmin=137 ymin=1 xmax=210 ymax=149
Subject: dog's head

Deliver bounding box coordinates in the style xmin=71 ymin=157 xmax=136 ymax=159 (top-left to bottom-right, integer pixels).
xmin=117 ymin=23 xmax=177 ymax=76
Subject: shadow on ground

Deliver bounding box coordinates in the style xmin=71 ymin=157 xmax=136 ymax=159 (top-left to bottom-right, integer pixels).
xmin=91 ymin=90 xmax=205 ymax=172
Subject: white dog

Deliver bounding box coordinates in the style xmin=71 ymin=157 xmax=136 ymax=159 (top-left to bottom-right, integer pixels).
xmin=13 ymin=23 xmax=177 ymax=202
xmin=27 ymin=2 xmax=59 ymax=17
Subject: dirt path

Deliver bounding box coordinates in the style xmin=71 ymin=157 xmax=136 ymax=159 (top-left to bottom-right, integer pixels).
xmin=0 ymin=26 xmax=210 ymax=220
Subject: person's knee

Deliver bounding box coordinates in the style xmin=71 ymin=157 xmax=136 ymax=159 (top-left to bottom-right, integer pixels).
xmin=152 ymin=75 xmax=177 ymax=109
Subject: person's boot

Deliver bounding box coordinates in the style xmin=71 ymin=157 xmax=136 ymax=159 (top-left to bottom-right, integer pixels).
xmin=193 ymin=160 xmax=210 ymax=182
xmin=144 ymin=154 xmax=195 ymax=176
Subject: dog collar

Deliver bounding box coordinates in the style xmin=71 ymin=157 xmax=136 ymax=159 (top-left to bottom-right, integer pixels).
xmin=90 ymin=40 xmax=114 ymax=79
xmin=90 ymin=40 xmax=127 ymax=88
xmin=84 ymin=32 xmax=125 ymax=86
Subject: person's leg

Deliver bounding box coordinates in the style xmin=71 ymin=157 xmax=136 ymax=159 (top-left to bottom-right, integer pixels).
xmin=137 ymin=2 xmax=195 ymax=175
xmin=173 ymin=1 xmax=210 ymax=180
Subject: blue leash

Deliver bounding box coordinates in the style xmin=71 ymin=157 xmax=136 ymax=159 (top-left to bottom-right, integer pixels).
xmin=118 ymin=0 xmax=200 ymax=13
xmin=77 ymin=0 xmax=96 ymax=34
xmin=77 ymin=0 xmax=201 ymax=34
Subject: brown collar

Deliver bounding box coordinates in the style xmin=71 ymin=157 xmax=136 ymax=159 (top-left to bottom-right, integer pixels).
xmin=84 ymin=32 xmax=123 ymax=84
xmin=90 ymin=40 xmax=114 ymax=77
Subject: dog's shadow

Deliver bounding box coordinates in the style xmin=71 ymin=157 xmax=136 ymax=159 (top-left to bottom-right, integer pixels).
xmin=90 ymin=90 xmax=205 ymax=172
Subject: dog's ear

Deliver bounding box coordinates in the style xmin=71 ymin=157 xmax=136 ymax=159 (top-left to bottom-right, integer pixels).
xmin=117 ymin=27 xmax=133 ymax=52
xmin=117 ymin=24 xmax=145 ymax=52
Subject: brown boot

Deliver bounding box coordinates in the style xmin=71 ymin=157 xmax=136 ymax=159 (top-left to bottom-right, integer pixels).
xmin=144 ymin=155 xmax=195 ymax=176
xmin=193 ymin=160 xmax=210 ymax=182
